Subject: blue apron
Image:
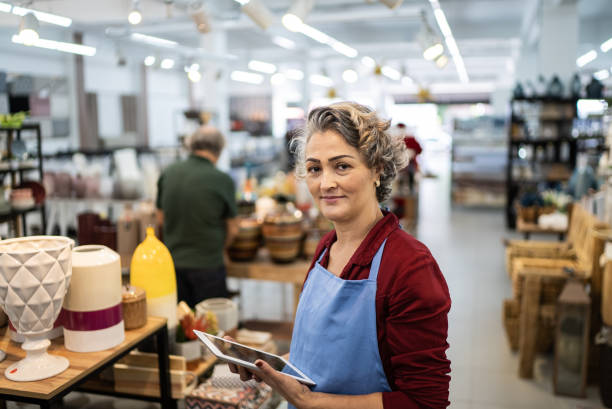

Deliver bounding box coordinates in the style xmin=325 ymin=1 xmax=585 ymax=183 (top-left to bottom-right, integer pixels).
xmin=287 ymin=239 xmax=391 ymax=408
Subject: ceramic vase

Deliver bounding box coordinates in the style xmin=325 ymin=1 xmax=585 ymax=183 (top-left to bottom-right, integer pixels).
xmin=63 ymin=245 xmax=124 ymax=353
xmin=0 ymin=236 xmax=74 ymax=381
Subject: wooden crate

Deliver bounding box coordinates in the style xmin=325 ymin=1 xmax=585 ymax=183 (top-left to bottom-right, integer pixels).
xmin=113 ymin=351 xmax=197 ymax=399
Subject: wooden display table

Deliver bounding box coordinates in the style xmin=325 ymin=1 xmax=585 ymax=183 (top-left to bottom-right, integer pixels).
xmin=227 ymin=252 xmax=310 ymax=317
xmin=0 ymin=316 xmax=175 ymax=409
xmin=516 ymin=217 xmax=566 ymax=240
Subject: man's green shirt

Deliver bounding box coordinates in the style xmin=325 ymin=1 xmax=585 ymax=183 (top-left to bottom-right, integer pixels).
xmin=156 ymin=155 xmax=237 ymax=269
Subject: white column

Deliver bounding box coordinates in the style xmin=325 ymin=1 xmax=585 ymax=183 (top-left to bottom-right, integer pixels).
xmin=538 ymin=0 xmax=579 ymax=84
xmin=197 ymin=30 xmax=231 ymax=171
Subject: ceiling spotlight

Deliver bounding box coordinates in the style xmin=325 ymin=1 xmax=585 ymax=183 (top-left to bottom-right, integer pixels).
xmin=361 ymin=56 xmax=376 ymax=68
xmin=342 ymin=69 xmax=358 ymax=83
xmin=378 ymin=0 xmax=403 ymax=9
xmin=271 ymin=73 xmax=286 ymax=85
xmin=231 ymin=70 xmax=264 ymax=84
xmin=381 ymin=66 xmax=401 ymax=81
xmin=18 ymin=12 xmax=39 ymax=46
xmin=144 ymin=55 xmax=156 ymax=66
xmin=160 ymin=58 xmax=175 ymax=69
xmin=282 ymin=0 xmax=315 ymax=31
xmin=128 ymin=0 xmax=142 ymax=25
xmin=435 ymin=54 xmax=448 ymax=68
xmin=241 ymin=0 xmax=275 ymax=30
xmin=188 ymin=70 xmax=202 ymax=82
xmin=418 ymin=11 xmax=444 ymax=61
xmin=191 ymin=7 xmax=211 ymax=34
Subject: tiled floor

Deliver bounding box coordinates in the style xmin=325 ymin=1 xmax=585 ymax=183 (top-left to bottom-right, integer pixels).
xmin=5 ymin=151 xmax=607 ymax=408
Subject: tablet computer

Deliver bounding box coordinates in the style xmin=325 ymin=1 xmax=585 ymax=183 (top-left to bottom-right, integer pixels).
xmin=193 ymin=330 xmax=316 ymax=387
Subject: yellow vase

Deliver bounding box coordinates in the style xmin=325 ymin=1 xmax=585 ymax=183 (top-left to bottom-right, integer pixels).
xmin=130 ymin=227 xmax=178 ymax=329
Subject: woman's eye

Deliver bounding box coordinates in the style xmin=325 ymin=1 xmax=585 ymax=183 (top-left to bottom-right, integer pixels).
xmin=307 ymin=166 xmax=320 ymax=174
xmin=336 ymin=163 xmax=351 ymax=171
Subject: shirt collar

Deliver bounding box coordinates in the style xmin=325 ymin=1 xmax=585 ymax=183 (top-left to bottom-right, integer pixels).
xmin=189 ymin=154 xmax=213 ymax=165
xmin=319 ymin=210 xmax=400 ymax=267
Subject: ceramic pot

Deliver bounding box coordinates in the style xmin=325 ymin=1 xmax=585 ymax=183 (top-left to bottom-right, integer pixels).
xmin=122 ymin=286 xmax=147 ymax=330
xmin=63 ymin=245 xmax=124 ymax=353
xmin=227 ymin=218 xmax=261 ymax=262
xmin=262 ymin=203 xmax=303 ymax=263
xmin=195 ymin=298 xmax=238 ymax=334
xmin=0 ymin=235 xmax=74 ymax=381
xmin=130 ymin=227 xmax=177 ymax=331
xmin=54 ymin=173 xmax=72 ymax=198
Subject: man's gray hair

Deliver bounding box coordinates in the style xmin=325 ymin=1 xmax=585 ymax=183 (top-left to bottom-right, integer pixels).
xmin=188 ymin=126 xmax=225 ymax=156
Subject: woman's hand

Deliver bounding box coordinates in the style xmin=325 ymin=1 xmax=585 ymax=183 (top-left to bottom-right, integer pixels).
xmin=223 ymin=336 xmax=262 ymax=382
xmin=252 ymin=359 xmax=312 ymax=409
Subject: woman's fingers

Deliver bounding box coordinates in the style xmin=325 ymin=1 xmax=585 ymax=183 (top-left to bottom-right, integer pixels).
xmin=228 ymin=362 xmax=239 ymax=374
xmin=237 ymin=364 xmax=253 ymax=381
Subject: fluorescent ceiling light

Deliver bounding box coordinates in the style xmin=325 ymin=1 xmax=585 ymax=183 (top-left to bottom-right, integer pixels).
xmin=10 ymin=5 xmax=72 ymax=27
xmin=272 ymin=36 xmax=296 ymax=50
xmin=231 ymin=70 xmax=264 ymax=84
xmin=291 ymin=21 xmax=358 ymax=58
xmin=594 ymin=69 xmax=610 ymax=81
xmin=342 ymin=69 xmax=358 ymax=83
xmin=12 ymin=34 xmax=96 ymax=56
xmin=330 ymin=40 xmax=358 ymax=58
xmin=283 ymin=0 xmax=315 ymax=30
xmin=285 ymin=69 xmax=304 ymax=80
xmin=381 ymin=66 xmax=401 ymax=81
xmin=0 ymin=2 xmax=11 ymax=12
xmin=234 ymin=0 xmax=250 ymax=5
xmin=576 ymin=50 xmax=597 ymax=67
xmin=601 ymin=37 xmax=612 ymax=53
xmin=144 ymin=55 xmax=156 ymax=66
xmin=282 ymin=13 xmax=303 ymax=32
xmin=271 ymin=73 xmax=286 ymax=85
xmin=130 ymin=33 xmax=178 ymax=48
xmin=160 ymin=58 xmax=175 ymax=69
xmin=309 ymin=74 xmax=333 ymax=87
xmin=428 ymin=3 xmax=469 ymax=83
xmin=248 ymin=59 xmax=277 ymax=74
xmin=361 ymin=56 xmax=376 ymax=68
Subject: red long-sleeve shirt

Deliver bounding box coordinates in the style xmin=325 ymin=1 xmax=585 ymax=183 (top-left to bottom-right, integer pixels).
xmin=305 ymin=211 xmax=451 ymax=408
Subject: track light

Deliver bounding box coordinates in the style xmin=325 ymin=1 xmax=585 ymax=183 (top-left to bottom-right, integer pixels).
xmin=240 ymin=0 xmax=275 ymax=30
xmin=381 ymin=66 xmax=401 ymax=81
xmin=160 ymin=58 xmax=175 ymax=69
xmin=128 ymin=0 xmax=142 ymax=25
xmin=435 ymin=54 xmax=448 ymax=68
xmin=12 ymin=34 xmax=96 ymax=56
xmin=248 ymin=60 xmax=277 ymax=74
xmin=187 ymin=69 xmax=202 ymax=82
xmin=231 ymin=70 xmax=264 ymax=84
xmin=378 ymin=0 xmax=403 ymax=9
xmin=418 ymin=11 xmax=444 ymax=61
xmin=144 ymin=55 xmax=156 ymax=66
xmin=282 ymin=0 xmax=315 ymax=31
xmin=18 ymin=12 xmax=39 ymax=46
xmin=342 ymin=69 xmax=358 ymax=83
xmin=191 ymin=6 xmax=211 ymax=33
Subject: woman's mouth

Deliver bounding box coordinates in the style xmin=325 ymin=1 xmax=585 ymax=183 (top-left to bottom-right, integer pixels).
xmin=321 ymin=196 xmax=344 ymax=204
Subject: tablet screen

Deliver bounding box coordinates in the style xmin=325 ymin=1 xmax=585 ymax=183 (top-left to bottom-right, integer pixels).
xmin=202 ymin=332 xmax=287 ymax=371
xmin=200 ymin=332 xmax=308 ymax=382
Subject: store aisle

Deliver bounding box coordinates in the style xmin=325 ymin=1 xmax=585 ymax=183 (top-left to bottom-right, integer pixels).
xmin=417 ymin=152 xmax=604 ymax=409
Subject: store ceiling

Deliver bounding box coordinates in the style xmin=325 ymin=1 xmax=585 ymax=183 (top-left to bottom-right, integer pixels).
xmin=0 ymin=0 xmax=611 ymax=87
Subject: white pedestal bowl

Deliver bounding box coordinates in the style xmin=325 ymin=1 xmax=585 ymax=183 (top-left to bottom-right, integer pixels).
xmin=0 ymin=236 xmax=74 ymax=381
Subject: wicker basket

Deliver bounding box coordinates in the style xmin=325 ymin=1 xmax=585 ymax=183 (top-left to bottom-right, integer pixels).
xmin=503 ymin=299 xmax=556 ymax=353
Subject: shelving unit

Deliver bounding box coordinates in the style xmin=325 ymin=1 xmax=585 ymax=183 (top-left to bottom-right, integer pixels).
xmin=506 ymin=98 xmax=578 ymax=228
xmin=0 ymin=123 xmax=46 ymax=236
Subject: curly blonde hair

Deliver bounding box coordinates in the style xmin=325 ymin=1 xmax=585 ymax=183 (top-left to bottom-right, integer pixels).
xmin=292 ymin=102 xmax=409 ymax=202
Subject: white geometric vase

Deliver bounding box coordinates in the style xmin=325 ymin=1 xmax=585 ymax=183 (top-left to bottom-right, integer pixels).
xmin=0 ymin=236 xmax=74 ymax=381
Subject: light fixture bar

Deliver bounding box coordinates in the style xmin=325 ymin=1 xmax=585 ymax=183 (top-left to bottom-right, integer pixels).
xmin=601 ymin=37 xmax=612 ymax=53
xmin=0 ymin=2 xmax=11 ymax=12
xmin=10 ymin=5 xmax=72 ymax=27
xmin=361 ymin=56 xmax=376 ymax=68
xmin=381 ymin=66 xmax=401 ymax=81
xmin=285 ymin=69 xmax=304 ymax=80
xmin=309 ymin=74 xmax=333 ymax=87
xmin=231 ymin=70 xmax=264 ymax=84
xmin=594 ymin=69 xmax=610 ymax=81
xmin=290 ymin=20 xmax=358 ymax=58
xmin=12 ymin=34 xmax=96 ymax=56
xmin=272 ymin=36 xmax=296 ymax=50
xmin=248 ymin=59 xmax=277 ymax=74
xmin=130 ymin=33 xmax=178 ymax=48
xmin=429 ymin=1 xmax=469 ymax=83
xmin=576 ymin=50 xmax=597 ymax=67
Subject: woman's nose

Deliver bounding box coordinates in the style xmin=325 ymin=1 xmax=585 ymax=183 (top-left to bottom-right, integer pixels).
xmin=320 ymin=169 xmax=337 ymax=190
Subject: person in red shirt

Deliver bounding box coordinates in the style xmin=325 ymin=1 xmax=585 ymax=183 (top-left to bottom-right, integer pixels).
xmin=228 ymin=102 xmax=451 ymax=408
xmin=398 ymin=122 xmax=422 ymax=194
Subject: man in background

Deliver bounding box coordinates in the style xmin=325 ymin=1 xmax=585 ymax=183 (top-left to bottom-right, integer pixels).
xmin=156 ymin=126 xmax=238 ymax=308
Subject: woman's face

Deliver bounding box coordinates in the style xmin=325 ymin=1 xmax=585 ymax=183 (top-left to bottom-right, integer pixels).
xmin=305 ymin=130 xmax=379 ymax=223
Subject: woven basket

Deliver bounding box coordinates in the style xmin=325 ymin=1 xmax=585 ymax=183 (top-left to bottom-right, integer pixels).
xmin=503 ymin=299 xmax=557 ymax=353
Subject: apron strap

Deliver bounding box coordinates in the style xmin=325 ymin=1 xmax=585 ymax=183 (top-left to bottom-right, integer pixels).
xmin=316 ymin=247 xmax=328 ymax=263
xmin=368 ymin=239 xmax=387 ymax=281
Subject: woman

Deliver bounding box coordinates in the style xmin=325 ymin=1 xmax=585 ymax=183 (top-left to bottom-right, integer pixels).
xmin=229 ymin=102 xmax=451 ymax=408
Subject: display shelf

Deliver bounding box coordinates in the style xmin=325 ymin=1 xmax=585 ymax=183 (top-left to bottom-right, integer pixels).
xmin=516 ymin=217 xmax=566 ymax=240
xmin=0 ymin=205 xmax=44 ymax=223
xmin=0 ymin=165 xmax=38 ymax=174
xmin=506 ymin=98 xmax=578 ymax=228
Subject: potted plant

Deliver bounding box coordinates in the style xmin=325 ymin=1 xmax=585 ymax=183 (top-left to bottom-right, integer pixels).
xmin=174 ymin=301 xmax=219 ymax=362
